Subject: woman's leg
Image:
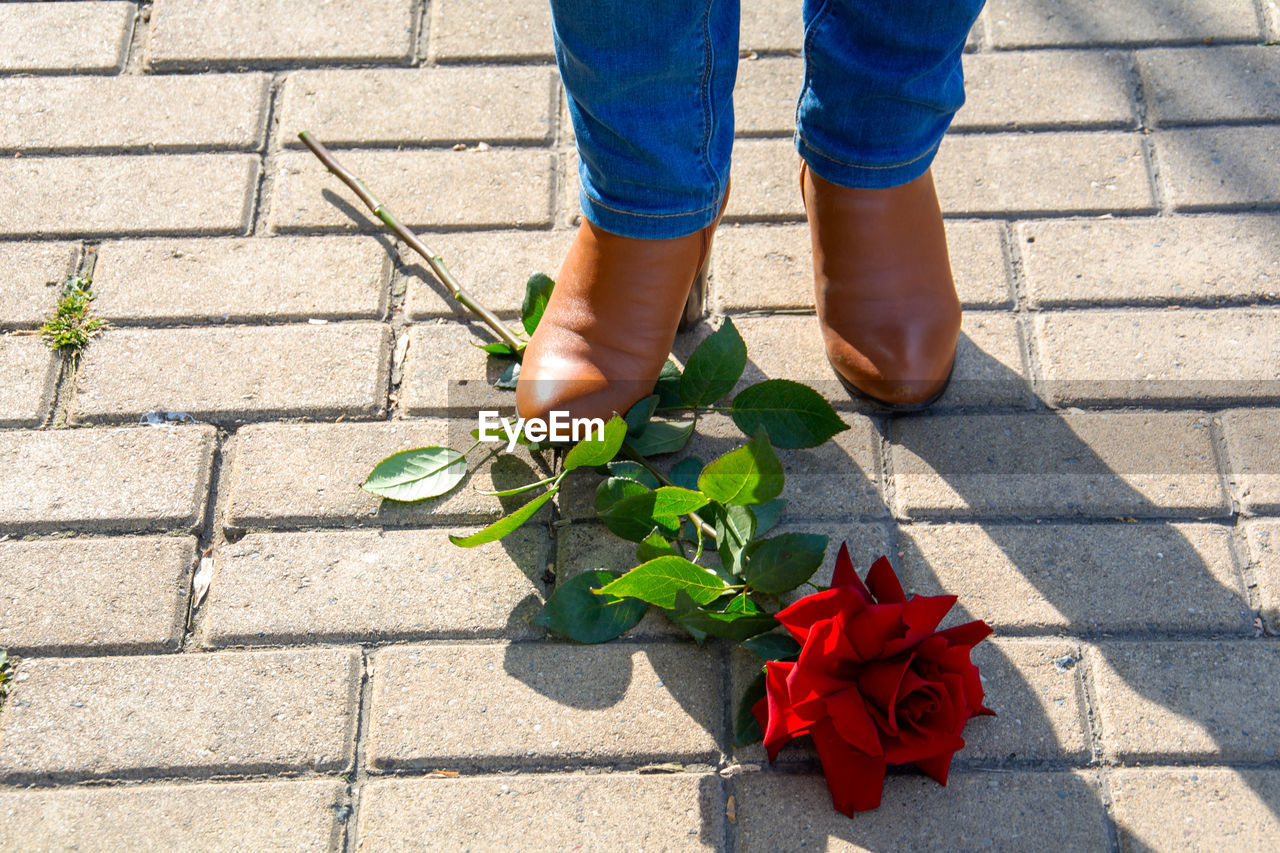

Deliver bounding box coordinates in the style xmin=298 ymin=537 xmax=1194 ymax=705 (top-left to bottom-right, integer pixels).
xmin=797 ymin=0 xmax=984 ymax=409
xmin=517 ymin=0 xmax=738 ymax=421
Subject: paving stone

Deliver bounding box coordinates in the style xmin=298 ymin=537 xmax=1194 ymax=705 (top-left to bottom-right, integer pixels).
xmin=92 ymin=237 xmax=390 ymax=323
xmin=1158 ymin=127 xmax=1280 ymax=210
xmin=1019 ymin=215 xmax=1280 ymax=307
xmin=0 ymin=242 xmax=77 ymax=329
xmin=902 ymin=521 xmax=1249 ymax=633
xmin=398 ymin=320 xmax=515 ymax=414
xmin=366 ymin=642 xmax=721 ymax=770
xmin=933 ymin=132 xmax=1155 ymax=216
xmin=279 ymin=67 xmax=556 ymax=147
xmin=0 ymin=426 xmax=214 ymax=534
xmin=714 ymin=221 xmax=1010 ymax=311
xmin=0 ymin=75 xmax=270 ymax=153
xmin=956 ymin=50 xmax=1135 ymax=130
xmin=726 ymin=139 xmax=804 ymax=222
xmin=1224 ymin=409 xmax=1280 ymax=513
xmin=986 ymin=0 xmax=1261 ymax=47
xmin=270 ymin=149 xmax=554 ymax=232
xmin=1139 ymin=46 xmax=1280 ymax=125
xmin=734 ymin=57 xmax=802 ymax=135
xmin=225 ymin=420 xmax=554 ymax=529
xmin=356 ymin=773 xmax=721 ymax=852
xmin=735 ymin=770 xmax=1108 ymax=852
xmin=1090 ymin=640 xmax=1280 ymax=761
xmin=0 ymin=334 xmax=59 ymax=428
xmin=71 ymin=323 xmax=390 ymax=423
xmin=1110 ymin=767 xmax=1280 ymax=853
xmin=148 ymin=0 xmax=414 ymax=68
xmin=0 ymin=536 xmax=196 ymax=654
xmin=0 ymin=155 xmax=258 ymax=238
xmin=404 ymin=230 xmax=575 ymax=320
xmin=0 ymin=648 xmax=360 ymax=782
xmin=727 ymin=312 xmax=1032 ymax=410
xmin=202 ymin=528 xmax=547 ymax=647
xmin=740 ymin=0 xmax=803 ymax=52
xmin=1034 ymin=308 xmax=1280 ymax=405
xmin=0 ymin=779 xmax=345 ymax=853
xmin=0 ymin=2 xmax=133 ymax=73
xmin=1246 ymin=521 xmax=1280 ymax=636
xmin=429 ymin=0 xmax=553 ymax=61
xmin=890 ymin=411 xmax=1229 ymax=519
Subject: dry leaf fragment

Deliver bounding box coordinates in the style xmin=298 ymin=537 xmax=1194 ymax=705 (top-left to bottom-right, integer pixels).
xmin=726 ymin=795 xmax=736 ymax=824
xmin=192 ymin=548 xmax=214 ymax=607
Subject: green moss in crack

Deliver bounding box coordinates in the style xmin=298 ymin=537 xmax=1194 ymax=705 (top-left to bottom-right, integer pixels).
xmin=40 ymin=274 xmax=105 ymax=357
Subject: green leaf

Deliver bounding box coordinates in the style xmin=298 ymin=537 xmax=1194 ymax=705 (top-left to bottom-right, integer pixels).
xmin=752 ymin=498 xmax=785 ymax=537
xmin=563 ymin=414 xmax=627 ymax=471
xmin=742 ymin=631 xmax=802 ymax=661
xmin=655 ymin=360 xmax=683 ymax=408
xmin=362 ymin=446 xmax=467 ymax=502
xmin=606 ymin=460 xmax=660 ymax=489
xmin=651 ymin=485 xmax=708 ymax=517
xmin=625 ymin=420 xmax=694 ymax=456
xmin=669 ymin=594 xmax=778 ymax=642
xmin=734 ymin=668 xmax=767 ymax=747
xmin=521 ymin=272 xmax=555 ymax=335
xmin=698 ymin=429 xmax=784 ymax=506
xmin=636 ymin=530 xmax=679 ymax=562
xmin=624 ymin=395 xmax=660 ymax=437
xmin=535 ymin=570 xmax=648 ymax=643
xmin=715 ymin=504 xmax=756 ymax=577
xmin=601 ymin=485 xmax=707 ymax=543
xmin=449 ymin=488 xmax=556 ymax=548
xmin=731 ymin=379 xmax=849 ymax=449
xmin=595 ymin=477 xmax=650 ymax=514
xmin=495 ymin=360 xmax=520 ymax=390
xmin=669 ymin=457 xmax=703 ymax=491
xmin=597 ymin=556 xmax=729 ymax=608
xmin=679 ymin=317 xmax=747 ymax=407
xmin=474 ymin=341 xmax=518 ymax=357
xmin=742 ymin=533 xmax=828 ymax=594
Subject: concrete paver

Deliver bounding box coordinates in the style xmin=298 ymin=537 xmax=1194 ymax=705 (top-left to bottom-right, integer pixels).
xmin=986 ymin=0 xmax=1261 ymax=47
xmin=1139 ymin=46 xmax=1280 ymax=125
xmin=0 ymin=2 xmax=133 ymax=73
xmin=278 ymin=67 xmax=557 ymax=147
xmin=891 ymin=412 xmax=1229 ymax=519
xmin=398 ymin=320 xmax=511 ymax=415
xmin=0 ymin=335 xmax=59 ymax=428
xmin=0 ymin=75 xmax=270 ymax=153
xmin=366 ymin=642 xmax=721 ymax=771
xmin=1035 ymin=308 xmax=1280 ymax=406
xmin=957 ymin=50 xmax=1135 ymax=130
xmin=1109 ymin=768 xmax=1280 ymax=852
xmin=0 ymin=242 xmax=77 ymax=329
xmin=0 ymin=648 xmax=360 ymax=782
xmin=148 ymin=0 xmax=415 ymax=68
xmin=1247 ymin=521 xmax=1280 ymax=632
xmin=0 ymin=426 xmax=215 ymax=534
xmin=270 ymin=149 xmax=554 ymax=232
xmin=92 ymin=236 xmax=389 ymax=324
xmin=0 ymin=779 xmax=345 ymax=853
xmin=903 ymin=521 xmax=1249 ymax=633
xmin=1222 ymin=409 xmax=1280 ymax=513
xmin=1090 ymin=640 xmax=1280 ymax=761
xmin=1158 ymin=127 xmax=1280 ymax=210
xmin=0 ymin=536 xmax=196 ymax=654
xmin=1019 ymin=215 xmax=1280 ymax=306
xmin=356 ymin=773 xmax=721 ymax=852
xmin=734 ymin=58 xmax=803 ymax=135
xmin=740 ymin=0 xmax=804 ymax=53
xmin=71 ymin=323 xmax=391 ymax=423
xmin=201 ymin=528 xmax=548 ymax=646
xmin=429 ymin=0 xmax=553 ymax=62
xmin=0 ymin=155 xmax=258 ymax=238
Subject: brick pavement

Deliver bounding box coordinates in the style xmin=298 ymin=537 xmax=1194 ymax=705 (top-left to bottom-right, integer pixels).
xmin=1 ymin=1 xmax=1278 ymax=850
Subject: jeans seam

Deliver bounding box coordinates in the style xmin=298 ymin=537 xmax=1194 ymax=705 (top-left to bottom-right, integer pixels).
xmin=798 ymin=136 xmax=941 ymax=170
xmin=698 ymin=0 xmax=717 ymax=201
xmin=795 ymin=0 xmax=834 ymax=141
xmin=585 ymin=193 xmax=723 ymax=219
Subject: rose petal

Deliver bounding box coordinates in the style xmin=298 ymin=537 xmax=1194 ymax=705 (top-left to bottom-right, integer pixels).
xmin=830 ymin=543 xmax=872 ymax=599
xmin=937 ymin=619 xmax=994 ymax=649
xmin=824 ymin=686 xmax=884 ymax=757
xmin=883 ymin=731 xmax=966 ymax=764
xmin=914 ymin=752 xmax=955 ymax=786
xmin=856 ymin=655 xmax=915 ymax=733
xmin=776 ymin=587 xmax=867 ymax=644
xmin=810 ymin=718 xmax=887 ymax=815
xmin=865 ymin=556 xmax=905 ymax=604
xmin=762 ymin=661 xmax=810 ymax=761
xmin=844 ymin=604 xmax=909 ymax=661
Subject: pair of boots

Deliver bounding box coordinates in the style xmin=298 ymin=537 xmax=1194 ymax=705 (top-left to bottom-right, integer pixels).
xmin=516 ymin=164 xmax=960 ymax=421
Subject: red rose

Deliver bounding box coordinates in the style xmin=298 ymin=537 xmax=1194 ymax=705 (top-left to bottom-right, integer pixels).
xmin=752 ymin=544 xmax=994 ymax=814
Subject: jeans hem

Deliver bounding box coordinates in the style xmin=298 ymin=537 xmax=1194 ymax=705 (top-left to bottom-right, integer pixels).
xmin=578 ymin=186 xmax=723 ymax=240
xmin=796 ymin=134 xmax=940 ymax=190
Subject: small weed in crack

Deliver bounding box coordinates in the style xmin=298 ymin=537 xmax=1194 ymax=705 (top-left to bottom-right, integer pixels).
xmin=40 ymin=274 xmax=105 ymax=359
xmin=0 ymin=649 xmax=13 ymax=710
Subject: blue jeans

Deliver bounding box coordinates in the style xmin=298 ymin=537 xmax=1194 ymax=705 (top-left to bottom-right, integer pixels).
xmin=551 ymin=0 xmax=985 ymax=239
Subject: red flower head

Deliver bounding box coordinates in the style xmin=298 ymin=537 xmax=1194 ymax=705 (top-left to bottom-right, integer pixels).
xmin=752 ymin=544 xmax=994 ymax=815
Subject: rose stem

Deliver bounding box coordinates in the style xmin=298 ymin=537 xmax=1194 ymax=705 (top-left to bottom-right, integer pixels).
xmin=621 ymin=445 xmax=718 ymax=544
xmin=297 ymin=130 xmax=524 ymax=353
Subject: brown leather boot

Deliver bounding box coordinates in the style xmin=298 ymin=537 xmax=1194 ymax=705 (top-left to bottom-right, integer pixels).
xmin=515 ymin=194 xmax=726 ymax=422
xmin=803 ymin=162 xmax=960 ymax=410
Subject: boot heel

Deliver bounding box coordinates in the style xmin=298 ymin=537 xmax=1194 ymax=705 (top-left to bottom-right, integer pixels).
xmin=678 ymin=257 xmax=709 ymax=332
